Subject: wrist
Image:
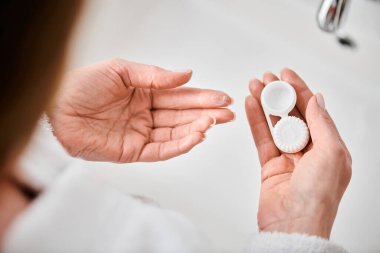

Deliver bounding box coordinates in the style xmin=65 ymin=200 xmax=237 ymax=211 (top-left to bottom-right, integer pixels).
xmin=261 ymin=204 xmax=337 ymax=239
xmin=262 ymin=217 xmax=332 ymax=239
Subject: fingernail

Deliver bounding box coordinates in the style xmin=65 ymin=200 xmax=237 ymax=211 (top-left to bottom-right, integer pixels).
xmin=316 ymin=93 xmax=325 ymax=109
xmin=230 ymin=112 xmax=236 ymax=122
xmin=229 ymin=97 xmax=234 ymax=105
xmin=264 ymin=70 xmax=272 ymax=75
xmin=215 ymin=95 xmax=231 ymax=106
xmin=174 ymin=69 xmax=192 ymax=73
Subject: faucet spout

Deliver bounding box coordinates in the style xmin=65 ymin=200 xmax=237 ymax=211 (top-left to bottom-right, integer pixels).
xmin=317 ymin=0 xmax=350 ymax=33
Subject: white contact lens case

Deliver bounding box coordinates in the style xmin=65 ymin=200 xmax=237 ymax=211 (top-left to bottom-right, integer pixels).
xmin=261 ymin=81 xmax=309 ymax=153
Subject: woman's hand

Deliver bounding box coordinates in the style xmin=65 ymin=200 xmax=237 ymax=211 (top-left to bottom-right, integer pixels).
xmin=48 ymin=58 xmax=234 ymax=163
xmin=245 ymin=69 xmax=351 ymax=239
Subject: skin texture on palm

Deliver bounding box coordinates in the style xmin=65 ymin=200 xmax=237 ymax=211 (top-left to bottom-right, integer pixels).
xmin=48 ymin=59 xmax=234 ymax=163
xmin=245 ymin=69 xmax=351 ymax=239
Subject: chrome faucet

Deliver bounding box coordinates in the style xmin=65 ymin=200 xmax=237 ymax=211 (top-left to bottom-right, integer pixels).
xmin=317 ymin=0 xmax=350 ymax=33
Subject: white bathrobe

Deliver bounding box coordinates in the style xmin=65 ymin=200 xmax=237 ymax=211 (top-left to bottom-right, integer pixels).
xmin=2 ymin=167 xmax=347 ymax=253
xmin=1 ymin=121 xmax=348 ymax=252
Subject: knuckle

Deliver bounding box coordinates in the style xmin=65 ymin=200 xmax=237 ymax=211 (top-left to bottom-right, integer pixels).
xmin=149 ymin=65 xmax=160 ymax=76
xmin=343 ymin=151 xmax=352 ymax=182
xmin=329 ymin=143 xmax=346 ymax=157
xmin=346 ymin=149 xmax=353 ymax=165
xmin=107 ymin=58 xmax=126 ymax=75
xmin=151 ymin=65 xmax=160 ymax=72
xmin=329 ymin=143 xmax=352 ymax=184
xmin=321 ymin=113 xmax=331 ymax=123
xmin=344 ymin=163 xmax=352 ymax=183
xmin=108 ymin=57 xmax=123 ymax=67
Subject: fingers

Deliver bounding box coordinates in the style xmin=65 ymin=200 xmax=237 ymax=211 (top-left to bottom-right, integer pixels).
xmin=138 ymin=132 xmax=204 ymax=162
xmin=306 ymin=94 xmax=352 ymax=182
xmin=110 ymin=58 xmax=193 ymax=90
xmin=152 ymin=87 xmax=233 ymax=109
xmin=305 ymin=94 xmax=343 ymax=148
xmin=150 ymin=116 xmax=215 ymax=142
xmin=263 ymin=71 xmax=279 ymax=84
xmin=245 ymin=95 xmax=280 ymax=166
xmin=280 ymin=68 xmax=313 ymax=118
xmin=152 ymin=108 xmax=234 ymax=128
xmin=249 ymin=78 xmax=265 ymax=101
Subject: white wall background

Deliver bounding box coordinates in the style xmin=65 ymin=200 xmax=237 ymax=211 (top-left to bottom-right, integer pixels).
xmin=21 ymin=0 xmax=380 ymax=252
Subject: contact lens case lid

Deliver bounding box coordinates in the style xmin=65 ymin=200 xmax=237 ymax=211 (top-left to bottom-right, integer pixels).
xmin=261 ymin=81 xmax=309 ymax=153
xmin=261 ymin=81 xmax=297 ymax=117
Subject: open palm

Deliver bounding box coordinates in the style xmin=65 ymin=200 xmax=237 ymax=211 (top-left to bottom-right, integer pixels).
xmin=49 ymin=59 xmax=234 ymax=162
xmin=245 ymin=69 xmax=351 ymax=239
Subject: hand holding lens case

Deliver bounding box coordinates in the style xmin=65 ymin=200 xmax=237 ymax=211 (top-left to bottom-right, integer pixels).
xmin=261 ymin=81 xmax=310 ymax=153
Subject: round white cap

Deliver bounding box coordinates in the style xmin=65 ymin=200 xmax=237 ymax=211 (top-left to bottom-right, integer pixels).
xmin=273 ymin=116 xmax=310 ymax=153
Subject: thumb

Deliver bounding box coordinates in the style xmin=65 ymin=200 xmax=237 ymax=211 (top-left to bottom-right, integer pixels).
xmin=306 ymin=93 xmax=342 ymax=148
xmin=111 ymin=58 xmax=192 ymax=89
